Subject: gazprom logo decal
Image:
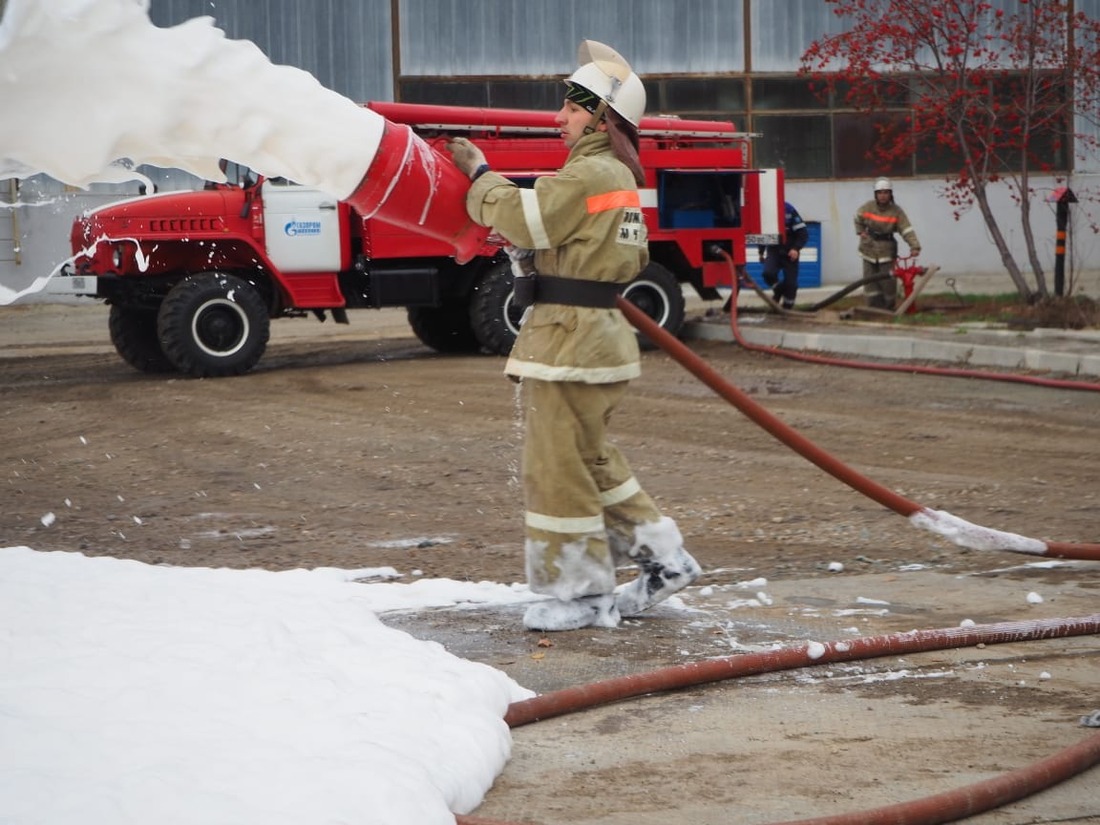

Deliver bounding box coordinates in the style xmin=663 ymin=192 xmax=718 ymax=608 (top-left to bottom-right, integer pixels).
xmin=284 ymin=219 xmax=322 ymax=237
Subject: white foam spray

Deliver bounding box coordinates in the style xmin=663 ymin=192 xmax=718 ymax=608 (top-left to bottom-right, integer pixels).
xmin=909 ymin=508 xmax=1049 ymax=555
xmin=0 ymin=0 xmax=384 ymax=198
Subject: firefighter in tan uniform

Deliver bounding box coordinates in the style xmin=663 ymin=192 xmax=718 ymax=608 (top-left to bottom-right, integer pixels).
xmin=854 ymin=178 xmax=921 ymax=309
xmin=446 ymin=41 xmax=701 ymax=632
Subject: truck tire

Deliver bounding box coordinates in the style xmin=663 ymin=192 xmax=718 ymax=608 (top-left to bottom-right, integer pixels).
xmin=469 ymin=259 xmax=523 ymax=356
xmin=469 ymin=260 xmax=685 ymax=356
xmin=108 ymin=304 xmax=177 ymax=374
xmin=624 ymin=262 xmax=685 ymax=350
xmin=157 ymin=273 xmax=270 ymax=378
xmin=407 ymin=303 xmax=481 ymax=353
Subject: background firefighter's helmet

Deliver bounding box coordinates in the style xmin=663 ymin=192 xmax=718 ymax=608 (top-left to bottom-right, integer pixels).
xmin=874 ymin=178 xmax=893 ymax=192
xmin=563 ymin=40 xmax=646 ymax=127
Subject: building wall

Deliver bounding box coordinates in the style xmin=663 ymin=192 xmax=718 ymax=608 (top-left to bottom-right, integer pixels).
xmin=790 ymin=173 xmax=1100 ymax=293
xmin=148 ymin=0 xmax=393 ymax=103
xmin=3 ymin=0 xmax=1097 ymax=299
xmin=398 ymin=0 xmax=744 ymax=76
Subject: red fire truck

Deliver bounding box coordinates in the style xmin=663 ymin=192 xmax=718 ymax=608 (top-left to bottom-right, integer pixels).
xmin=50 ymin=101 xmax=784 ymax=377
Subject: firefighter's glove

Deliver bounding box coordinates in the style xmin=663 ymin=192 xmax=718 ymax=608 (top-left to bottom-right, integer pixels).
xmin=445 ymin=137 xmax=488 ymax=179
xmin=504 ymin=245 xmax=537 ymax=309
xmin=505 ymin=245 xmax=536 ymax=278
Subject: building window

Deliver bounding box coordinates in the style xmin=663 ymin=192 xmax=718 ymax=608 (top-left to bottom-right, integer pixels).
xmin=752 ymin=114 xmax=831 ymax=179
xmin=751 ymin=77 xmax=825 ymax=111
xmin=400 ymin=78 xmax=560 ymax=110
xmin=657 ymin=77 xmax=746 ymax=114
xmin=832 ymin=112 xmax=910 ymax=180
xmin=396 ymin=70 xmax=1071 ymax=182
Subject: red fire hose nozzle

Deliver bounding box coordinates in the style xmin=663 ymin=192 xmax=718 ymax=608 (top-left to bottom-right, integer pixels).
xmin=343 ymin=120 xmax=490 ymax=264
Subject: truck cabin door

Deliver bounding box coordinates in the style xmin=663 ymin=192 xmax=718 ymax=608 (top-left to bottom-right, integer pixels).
xmin=261 ymin=180 xmax=346 ymax=273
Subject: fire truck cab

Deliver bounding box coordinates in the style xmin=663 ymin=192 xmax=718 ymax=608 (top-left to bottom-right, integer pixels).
xmin=52 ymin=101 xmax=784 ymax=378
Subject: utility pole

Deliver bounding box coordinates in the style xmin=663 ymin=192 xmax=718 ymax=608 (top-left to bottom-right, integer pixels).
xmin=1050 ymin=187 xmax=1077 ymax=297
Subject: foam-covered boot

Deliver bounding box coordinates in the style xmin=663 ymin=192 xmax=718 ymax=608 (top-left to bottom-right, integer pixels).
xmin=615 ymin=550 xmax=702 ymax=617
xmin=523 ymin=594 xmax=620 ymax=632
xmin=614 ymin=519 xmax=702 ymax=617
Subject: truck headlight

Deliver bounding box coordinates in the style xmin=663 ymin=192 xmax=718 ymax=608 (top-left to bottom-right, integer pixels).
xmin=111 ymin=245 xmax=124 ymax=268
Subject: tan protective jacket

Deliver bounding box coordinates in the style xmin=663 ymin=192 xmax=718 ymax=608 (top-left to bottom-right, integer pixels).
xmin=854 ymin=199 xmax=921 ymax=264
xmin=465 ymin=132 xmax=648 ymax=383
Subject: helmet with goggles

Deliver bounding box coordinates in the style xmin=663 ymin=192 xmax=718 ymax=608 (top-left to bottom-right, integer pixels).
xmin=563 ymin=40 xmax=646 ymax=127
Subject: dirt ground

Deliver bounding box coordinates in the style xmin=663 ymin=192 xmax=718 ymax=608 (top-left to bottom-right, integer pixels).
xmin=2 ymin=301 xmax=1099 ymax=824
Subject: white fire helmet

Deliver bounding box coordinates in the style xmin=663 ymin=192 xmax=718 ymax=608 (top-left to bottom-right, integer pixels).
xmin=563 ymin=40 xmax=646 ymax=127
xmin=874 ymin=178 xmax=893 ymax=192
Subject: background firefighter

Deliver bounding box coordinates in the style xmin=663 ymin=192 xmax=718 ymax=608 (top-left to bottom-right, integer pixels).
xmin=759 ymin=200 xmax=809 ymax=309
xmin=446 ymin=40 xmax=701 ymax=632
xmin=854 ymin=178 xmax=921 ymax=309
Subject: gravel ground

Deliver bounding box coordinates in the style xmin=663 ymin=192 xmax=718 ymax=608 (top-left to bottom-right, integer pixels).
xmin=2 ymin=302 xmax=1098 ymax=824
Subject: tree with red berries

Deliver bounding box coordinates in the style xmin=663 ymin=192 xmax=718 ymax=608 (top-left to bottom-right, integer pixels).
xmin=801 ymin=0 xmax=1100 ymax=300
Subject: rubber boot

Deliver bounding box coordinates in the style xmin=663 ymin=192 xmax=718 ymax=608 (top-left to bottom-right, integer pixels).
xmin=614 ymin=517 xmax=702 ymax=617
xmin=344 ymin=119 xmax=490 ymax=264
xmin=523 ymin=594 xmax=621 ymax=632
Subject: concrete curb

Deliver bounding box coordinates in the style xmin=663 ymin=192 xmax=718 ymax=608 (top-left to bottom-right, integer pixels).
xmin=682 ymin=319 xmax=1100 ymax=379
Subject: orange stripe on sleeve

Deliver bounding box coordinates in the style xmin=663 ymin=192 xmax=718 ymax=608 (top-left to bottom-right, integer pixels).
xmin=587 ymin=190 xmax=641 ymax=213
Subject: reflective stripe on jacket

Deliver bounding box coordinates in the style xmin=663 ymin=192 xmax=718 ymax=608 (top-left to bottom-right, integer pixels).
xmin=466 ymin=132 xmax=648 ymax=383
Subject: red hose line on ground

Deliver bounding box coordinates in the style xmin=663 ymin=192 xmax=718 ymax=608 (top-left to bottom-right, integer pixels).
xmin=728 ymin=262 xmax=1100 ymax=394
xmin=457 ymin=736 xmax=1100 ymax=825
xmin=617 ymin=296 xmax=922 ymax=517
xmin=768 ymin=730 xmax=1100 ymax=825
xmin=456 ymin=615 xmax=1100 ymax=825
xmin=734 ymin=313 xmax=1100 ymax=392
xmin=505 ymin=614 xmax=1100 ymax=727
xmin=614 ymin=295 xmax=1100 ymax=562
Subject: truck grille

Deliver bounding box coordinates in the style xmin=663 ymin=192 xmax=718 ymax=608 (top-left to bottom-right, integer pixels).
xmin=148 ymin=218 xmax=224 ymax=233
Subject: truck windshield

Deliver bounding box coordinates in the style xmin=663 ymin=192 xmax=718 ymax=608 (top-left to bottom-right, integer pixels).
xmin=219 ymin=159 xmax=259 ymax=188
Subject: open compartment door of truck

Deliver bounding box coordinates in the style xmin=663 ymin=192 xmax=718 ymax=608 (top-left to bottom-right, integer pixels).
xmin=742 ymin=167 xmax=784 ymax=249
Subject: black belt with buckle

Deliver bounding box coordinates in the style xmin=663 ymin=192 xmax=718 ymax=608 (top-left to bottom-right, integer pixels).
xmin=522 ymin=275 xmax=625 ymax=309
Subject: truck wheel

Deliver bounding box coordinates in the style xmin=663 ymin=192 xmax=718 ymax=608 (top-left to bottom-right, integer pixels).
xmin=468 ymin=259 xmax=685 ymax=355
xmin=157 ymin=273 xmax=270 ymax=377
xmin=469 ymin=259 xmax=523 ymax=356
xmin=624 ymin=262 xmax=685 ymax=350
xmin=108 ymin=305 xmax=177 ymax=374
xmin=407 ymin=303 xmax=480 ymax=353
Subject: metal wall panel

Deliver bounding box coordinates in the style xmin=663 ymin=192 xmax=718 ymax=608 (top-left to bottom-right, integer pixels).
xmin=751 ymin=0 xmax=846 ymax=73
xmin=149 ymin=0 xmax=392 ymax=103
xmin=398 ymin=0 xmax=745 ymax=76
xmin=1075 ymin=0 xmax=1100 ymax=172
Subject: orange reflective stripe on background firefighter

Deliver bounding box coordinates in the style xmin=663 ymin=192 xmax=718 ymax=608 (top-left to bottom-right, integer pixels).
xmin=859 ymin=211 xmax=899 ymax=231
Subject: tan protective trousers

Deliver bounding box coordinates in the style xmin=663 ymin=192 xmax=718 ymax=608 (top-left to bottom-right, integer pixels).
xmin=862 ymin=258 xmax=898 ymax=307
xmin=521 ymin=378 xmax=663 ymax=601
